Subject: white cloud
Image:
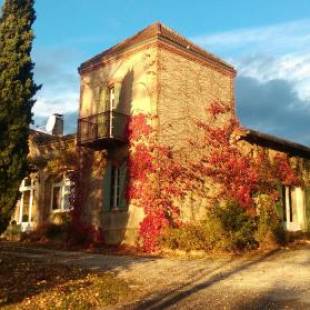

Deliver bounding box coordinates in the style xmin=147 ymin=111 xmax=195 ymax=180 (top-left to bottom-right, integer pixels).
xmin=33 ymin=92 xmax=79 ymax=117
xmin=193 ymin=19 xmax=310 ymax=144
xmin=235 ymin=53 xmax=310 ymax=101
xmin=32 ymin=47 xmax=81 ymax=117
xmin=194 ymin=19 xmax=310 ymax=56
xmin=193 ymin=19 xmax=310 ymax=101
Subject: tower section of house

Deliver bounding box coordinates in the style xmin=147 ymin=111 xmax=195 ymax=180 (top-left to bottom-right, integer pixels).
xmin=156 ymin=24 xmax=236 ymax=151
xmin=77 ymin=23 xmax=236 ymax=244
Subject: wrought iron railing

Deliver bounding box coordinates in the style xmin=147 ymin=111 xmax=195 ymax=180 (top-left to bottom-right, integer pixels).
xmin=78 ymin=111 xmax=128 ymax=146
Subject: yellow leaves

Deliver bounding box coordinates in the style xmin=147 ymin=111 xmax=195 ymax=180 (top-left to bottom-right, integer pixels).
xmin=0 ymin=253 xmax=135 ymax=310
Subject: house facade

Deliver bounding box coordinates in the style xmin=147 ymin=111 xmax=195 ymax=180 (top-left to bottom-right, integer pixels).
xmin=9 ymin=119 xmax=76 ymax=233
xmin=7 ymin=23 xmax=310 ymax=243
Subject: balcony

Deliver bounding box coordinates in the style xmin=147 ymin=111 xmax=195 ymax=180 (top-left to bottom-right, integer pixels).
xmin=78 ymin=111 xmax=129 ymax=149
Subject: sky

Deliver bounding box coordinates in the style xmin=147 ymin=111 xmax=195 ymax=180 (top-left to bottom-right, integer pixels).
xmin=1 ymin=0 xmax=310 ymax=144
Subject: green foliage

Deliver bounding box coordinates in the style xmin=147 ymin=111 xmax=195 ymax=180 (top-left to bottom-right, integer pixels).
xmin=0 ymin=0 xmax=40 ymax=234
xmin=256 ymin=194 xmax=286 ymax=246
xmin=22 ymin=222 xmax=66 ymax=242
xmin=214 ymin=202 xmax=258 ymax=251
xmin=161 ymin=222 xmax=209 ymax=252
xmin=2 ymin=220 xmax=21 ymax=240
xmin=161 ymin=202 xmax=258 ymax=252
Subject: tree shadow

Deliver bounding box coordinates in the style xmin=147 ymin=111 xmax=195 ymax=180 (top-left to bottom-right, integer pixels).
xmin=0 ymin=251 xmax=91 ymax=307
xmin=131 ymin=249 xmax=282 ymax=310
xmin=232 ymin=286 xmax=308 ymax=310
xmin=0 ymin=242 xmax=156 ymax=307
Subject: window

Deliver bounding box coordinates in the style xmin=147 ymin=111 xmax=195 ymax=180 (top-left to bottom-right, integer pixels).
xmin=110 ymin=166 xmax=121 ymax=210
xmin=52 ymin=185 xmax=62 ymax=210
xmin=103 ymin=161 xmax=128 ymax=211
xmin=22 ymin=190 xmax=31 ymax=222
xmin=19 ymin=177 xmax=37 ymax=224
xmin=282 ymin=186 xmax=295 ymax=223
xmin=51 ymin=178 xmax=72 ymax=212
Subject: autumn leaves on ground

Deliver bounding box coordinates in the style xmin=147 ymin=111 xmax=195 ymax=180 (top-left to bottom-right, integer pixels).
xmin=0 ymin=252 xmax=137 ymax=309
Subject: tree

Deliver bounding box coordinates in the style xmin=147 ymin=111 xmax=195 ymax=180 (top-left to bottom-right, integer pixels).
xmin=0 ymin=0 xmax=40 ymax=234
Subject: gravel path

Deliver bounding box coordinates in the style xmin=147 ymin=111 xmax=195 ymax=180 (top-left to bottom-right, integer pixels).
xmin=1 ymin=242 xmax=309 ymax=309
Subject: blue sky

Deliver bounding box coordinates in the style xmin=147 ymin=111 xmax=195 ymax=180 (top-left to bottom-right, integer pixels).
xmin=1 ymin=0 xmax=310 ymax=144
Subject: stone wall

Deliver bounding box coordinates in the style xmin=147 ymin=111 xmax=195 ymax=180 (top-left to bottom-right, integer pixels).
xmin=79 ymin=46 xmax=159 ymax=245
xmin=157 ymin=46 xmax=235 ymax=151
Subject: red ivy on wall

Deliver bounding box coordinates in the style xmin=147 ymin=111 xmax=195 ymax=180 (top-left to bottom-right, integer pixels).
xmin=126 ymin=115 xmax=186 ymax=252
xmin=66 ymin=101 xmax=300 ymax=252
xmin=125 ymin=101 xmax=300 ymax=252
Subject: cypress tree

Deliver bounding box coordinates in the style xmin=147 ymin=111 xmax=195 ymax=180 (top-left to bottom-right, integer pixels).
xmin=0 ymin=0 xmax=41 ymax=234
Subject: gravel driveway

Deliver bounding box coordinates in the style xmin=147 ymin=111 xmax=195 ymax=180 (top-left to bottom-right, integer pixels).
xmin=1 ymin=242 xmax=309 ymax=309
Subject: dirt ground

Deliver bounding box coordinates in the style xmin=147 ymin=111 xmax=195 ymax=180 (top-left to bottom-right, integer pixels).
xmin=0 ymin=242 xmax=309 ymax=309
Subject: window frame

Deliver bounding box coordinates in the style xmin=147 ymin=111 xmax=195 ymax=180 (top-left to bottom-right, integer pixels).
xmin=19 ymin=177 xmax=37 ymax=224
xmin=110 ymin=165 xmax=121 ymax=211
xmin=50 ymin=177 xmax=72 ymax=213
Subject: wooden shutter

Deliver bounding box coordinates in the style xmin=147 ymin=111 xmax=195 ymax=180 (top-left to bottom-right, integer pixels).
xmin=103 ymin=162 xmax=112 ymax=211
xmin=118 ymin=161 xmax=128 ymax=210
xmin=98 ymin=87 xmax=108 ymax=113
xmin=114 ymin=82 xmax=121 ymax=110
xmin=275 ymin=184 xmax=285 ymax=221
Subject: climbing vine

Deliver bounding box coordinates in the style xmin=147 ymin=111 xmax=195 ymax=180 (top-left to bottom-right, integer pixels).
xmin=126 ymin=101 xmax=301 ymax=252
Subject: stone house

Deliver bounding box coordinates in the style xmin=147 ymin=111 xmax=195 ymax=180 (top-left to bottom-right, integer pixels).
xmin=9 ymin=23 xmax=310 ymax=243
xmin=10 ymin=115 xmax=76 ymax=232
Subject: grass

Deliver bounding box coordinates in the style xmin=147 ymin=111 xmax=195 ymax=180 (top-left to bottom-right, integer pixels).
xmin=0 ymin=253 xmax=137 ymax=309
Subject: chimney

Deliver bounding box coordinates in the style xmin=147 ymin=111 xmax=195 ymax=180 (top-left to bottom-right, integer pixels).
xmin=46 ymin=113 xmax=64 ymax=136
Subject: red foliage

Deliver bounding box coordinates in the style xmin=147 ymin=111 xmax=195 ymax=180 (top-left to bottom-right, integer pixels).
xmin=193 ymin=101 xmax=300 ymax=210
xmin=274 ymin=154 xmax=300 ymax=186
xmin=126 ymin=114 xmax=185 ymax=252
xmin=208 ymin=100 xmax=230 ymax=117
xmin=125 ymin=113 xmax=152 ymax=141
xmin=126 ymin=104 xmax=300 ymax=252
xmin=67 ymin=169 xmax=104 ymax=247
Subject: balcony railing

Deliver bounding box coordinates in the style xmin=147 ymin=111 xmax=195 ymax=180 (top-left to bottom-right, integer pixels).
xmin=78 ymin=111 xmax=129 ymax=149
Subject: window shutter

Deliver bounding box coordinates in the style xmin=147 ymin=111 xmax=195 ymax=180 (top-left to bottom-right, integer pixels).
xmin=103 ymin=162 xmax=112 ymax=211
xmin=114 ymin=83 xmax=121 ymax=110
xmin=275 ymin=184 xmax=285 ymax=221
xmin=119 ymin=161 xmax=128 ymax=210
xmin=98 ymin=87 xmax=107 ymax=113
xmin=104 ymin=87 xmax=110 ymax=111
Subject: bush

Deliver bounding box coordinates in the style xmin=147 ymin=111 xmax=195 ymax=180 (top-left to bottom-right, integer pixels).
xmin=161 ymin=201 xmax=258 ymax=252
xmin=160 ymin=222 xmax=208 ymax=252
xmin=22 ymin=222 xmax=66 ymax=242
xmin=2 ymin=221 xmax=22 ymax=241
xmin=214 ymin=201 xmax=258 ymax=251
xmin=256 ymin=195 xmax=286 ymax=246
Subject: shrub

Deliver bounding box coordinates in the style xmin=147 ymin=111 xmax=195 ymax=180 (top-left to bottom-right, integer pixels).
xmin=161 ymin=201 xmax=258 ymax=252
xmin=160 ymin=222 xmax=208 ymax=252
xmin=22 ymin=222 xmax=66 ymax=242
xmin=2 ymin=221 xmax=22 ymax=241
xmin=65 ymin=220 xmax=104 ymax=247
xmin=256 ymin=195 xmax=286 ymax=246
xmin=214 ymin=201 xmax=258 ymax=251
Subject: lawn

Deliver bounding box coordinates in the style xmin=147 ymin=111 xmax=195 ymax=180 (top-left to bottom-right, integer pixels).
xmin=0 ymin=253 xmax=138 ymax=309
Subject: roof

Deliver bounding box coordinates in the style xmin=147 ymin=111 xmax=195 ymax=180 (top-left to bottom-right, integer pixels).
xmin=241 ymin=129 xmax=310 ymax=159
xmin=79 ymin=22 xmax=235 ymax=74
xmin=30 ymin=129 xmax=76 ymax=145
